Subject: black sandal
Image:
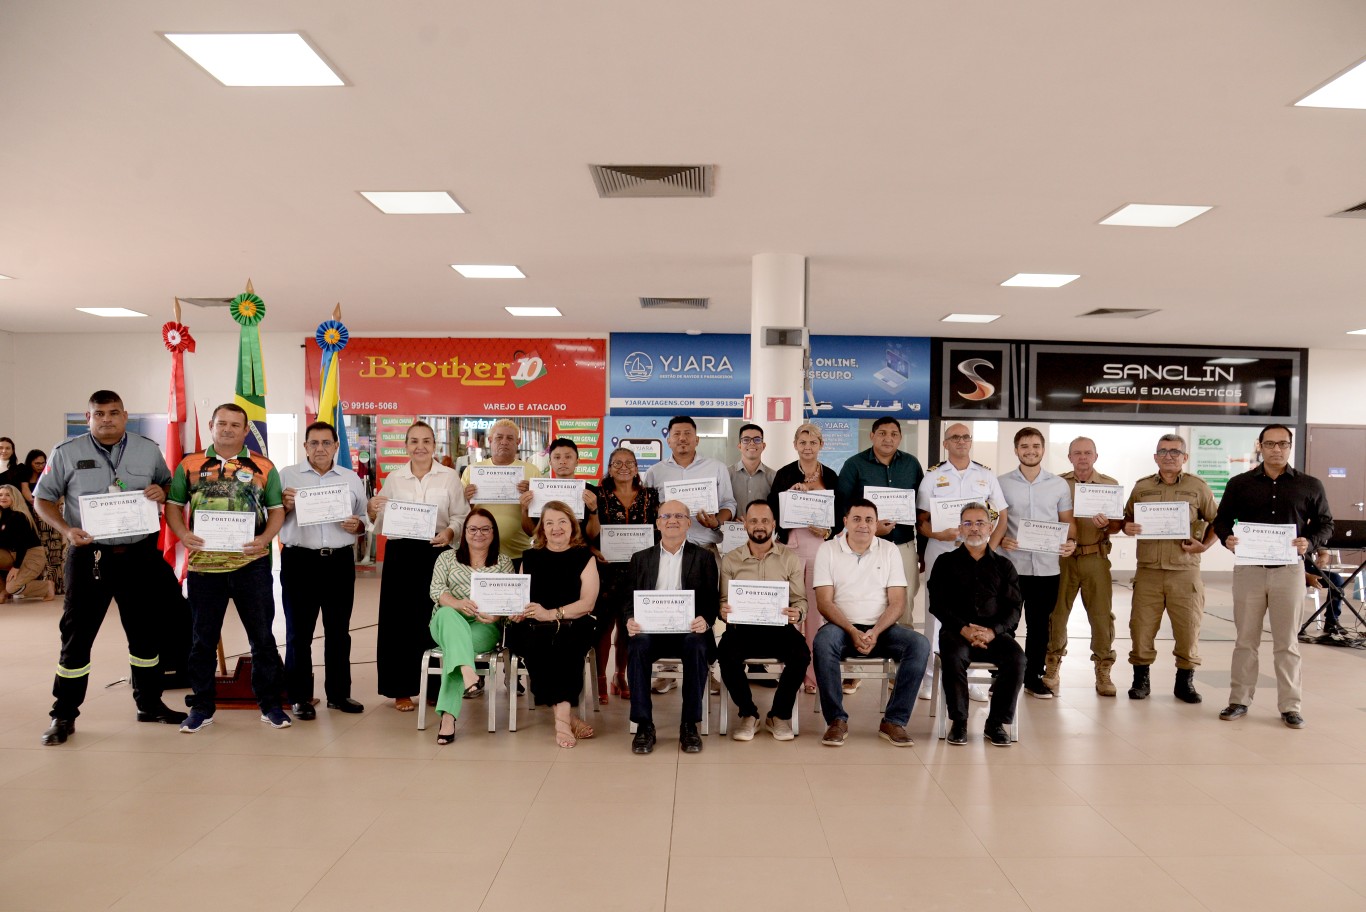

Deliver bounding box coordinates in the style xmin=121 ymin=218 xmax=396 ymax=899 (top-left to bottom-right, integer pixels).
xmin=436 ymin=713 xmax=457 ymax=745
xmin=462 ymin=678 xmax=485 ymax=699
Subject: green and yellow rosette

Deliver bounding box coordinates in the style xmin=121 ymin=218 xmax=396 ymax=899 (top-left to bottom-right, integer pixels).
xmin=230 ymin=292 xmax=267 ymax=395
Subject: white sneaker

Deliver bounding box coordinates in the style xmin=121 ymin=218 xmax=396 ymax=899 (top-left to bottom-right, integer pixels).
xmin=968 ymin=684 xmax=989 ymax=703
xmin=917 ymin=679 xmax=934 ymax=701
xmin=764 ymin=715 xmax=796 ymax=741
xmin=651 ymin=677 xmax=677 ymax=694
xmin=732 ymin=715 xmax=759 ymax=741
xmin=842 ymin=678 xmax=861 ymax=695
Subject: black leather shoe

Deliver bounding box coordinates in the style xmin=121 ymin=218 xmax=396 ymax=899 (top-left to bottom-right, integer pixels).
xmin=679 ymin=722 xmax=703 ymax=753
xmin=41 ymin=718 xmax=74 ymax=746
xmin=1219 ymin=703 xmax=1248 ymax=721
xmin=292 ymin=702 xmax=317 ymax=721
xmin=947 ymin=720 xmax=968 ymax=745
xmin=136 ymin=705 xmax=189 ymax=725
xmin=326 ymin=698 xmax=365 ymax=714
xmin=632 ymin=722 xmax=656 ymax=754
xmin=985 ymin=724 xmax=1011 ymax=747
xmin=1282 ymin=711 xmax=1306 ymax=729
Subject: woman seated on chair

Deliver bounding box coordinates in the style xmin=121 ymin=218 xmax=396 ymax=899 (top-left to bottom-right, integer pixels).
xmin=0 ymin=484 xmax=53 ymax=603
xmin=428 ymin=508 xmax=511 ymax=745
xmin=507 ymin=500 xmax=600 ymax=749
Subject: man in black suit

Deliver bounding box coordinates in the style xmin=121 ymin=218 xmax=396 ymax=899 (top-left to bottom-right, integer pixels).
xmin=624 ymin=499 xmax=719 ymax=754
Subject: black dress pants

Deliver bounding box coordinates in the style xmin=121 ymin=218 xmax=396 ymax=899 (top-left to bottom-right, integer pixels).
xmin=937 ymin=628 xmax=1025 ymax=726
xmin=280 ymin=546 xmax=356 ymax=704
xmin=716 ymin=623 xmax=809 ymax=720
xmin=627 ymin=631 xmax=715 ymax=726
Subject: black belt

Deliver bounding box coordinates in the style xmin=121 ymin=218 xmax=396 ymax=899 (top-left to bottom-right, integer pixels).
xmin=284 ymin=545 xmax=350 ymax=558
xmin=1245 ymin=563 xmax=1298 ymax=570
xmin=80 ymin=533 xmax=157 ymax=554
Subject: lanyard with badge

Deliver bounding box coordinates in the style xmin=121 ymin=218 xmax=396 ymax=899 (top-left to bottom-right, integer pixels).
xmin=96 ymin=435 xmax=129 ymax=493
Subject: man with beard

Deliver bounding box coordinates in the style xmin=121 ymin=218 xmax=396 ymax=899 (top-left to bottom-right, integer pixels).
xmin=717 ymin=500 xmax=810 ymax=742
xmin=929 ymin=502 xmax=1025 ymax=747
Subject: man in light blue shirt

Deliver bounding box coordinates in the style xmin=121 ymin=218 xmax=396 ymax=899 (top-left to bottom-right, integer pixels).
xmin=996 ymin=427 xmax=1076 ymax=700
xmin=278 ymin=421 xmax=369 ymax=718
xmin=643 ymin=416 xmax=736 ymax=555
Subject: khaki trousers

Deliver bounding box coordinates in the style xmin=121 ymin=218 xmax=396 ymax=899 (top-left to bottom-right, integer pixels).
xmin=1048 ymin=551 xmax=1117 ymax=664
xmin=1230 ymin=564 xmax=1305 ymax=713
xmin=1129 ymin=566 xmax=1203 ymax=669
xmin=1 ymin=547 xmax=47 ymax=596
xmin=897 ymin=541 xmax=921 ymax=628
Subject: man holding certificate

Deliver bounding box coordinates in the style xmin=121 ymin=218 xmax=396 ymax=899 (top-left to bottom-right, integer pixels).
xmin=461 ymin=419 xmax=540 ymax=563
xmin=278 ymin=421 xmax=369 ymax=719
xmin=717 ymin=500 xmax=809 ymax=742
xmin=1213 ymin=425 xmax=1332 ymax=729
xmin=623 ymin=499 xmax=719 ymax=754
xmin=996 ymin=428 xmax=1076 ymax=700
xmin=518 ymin=438 xmax=599 ymax=539
xmin=165 ymin=403 xmax=289 ymax=733
xmin=1046 ymin=437 xmax=1125 ymax=697
xmin=643 ymin=416 xmax=736 ymax=560
xmin=34 ymin=389 xmax=189 ymax=745
xmin=1120 ymin=434 xmax=1218 ymax=704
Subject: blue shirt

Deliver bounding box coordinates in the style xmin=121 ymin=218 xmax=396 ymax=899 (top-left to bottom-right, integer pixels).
xmin=278 ymin=460 xmax=369 ymax=549
xmin=34 ymin=432 xmax=171 ymax=545
xmin=997 ymin=466 xmax=1072 ymax=577
xmin=643 ymin=455 xmax=737 ymax=547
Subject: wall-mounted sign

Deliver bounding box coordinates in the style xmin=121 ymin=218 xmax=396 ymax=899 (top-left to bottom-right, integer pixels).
xmin=807 ymin=336 xmax=931 ymax=418
xmin=939 ymin=340 xmax=1013 ymax=419
xmin=304 ymin=338 xmax=606 ymax=419
xmin=1027 ymin=345 xmax=1301 ymax=425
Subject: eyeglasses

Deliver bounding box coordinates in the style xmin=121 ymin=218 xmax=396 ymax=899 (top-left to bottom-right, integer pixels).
xmin=1260 ymin=440 xmax=1292 ymax=450
xmin=960 ymin=519 xmax=990 ymax=528
xmin=608 ymin=461 xmax=636 ymax=470
xmin=658 ymin=512 xmax=690 ymax=521
xmin=739 ymin=436 xmax=764 ymax=445
xmin=304 ymin=440 xmax=337 ymax=448
xmin=466 ymin=526 xmax=494 ymax=535
xmin=1155 ymin=449 xmax=1186 ymax=458
xmin=945 ymin=434 xmax=972 ymax=442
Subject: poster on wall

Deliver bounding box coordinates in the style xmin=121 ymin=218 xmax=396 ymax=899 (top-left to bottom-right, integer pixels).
xmin=939 ymin=341 xmax=1013 ymax=419
xmin=602 ymin=416 xmax=671 ymax=474
xmin=553 ymin=418 xmax=604 ymax=479
xmin=812 ymin=418 xmax=859 ymax=474
xmin=1191 ymin=426 xmax=1262 ymax=499
xmin=303 ymin=338 xmax=607 ymax=419
xmin=1027 ymin=345 xmax=1301 ymax=425
xmin=806 ymin=336 xmax=930 ymax=418
xmin=609 ymin=333 xmax=749 ymax=417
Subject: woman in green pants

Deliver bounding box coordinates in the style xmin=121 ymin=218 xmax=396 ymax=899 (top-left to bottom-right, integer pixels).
xmin=428 ymin=507 xmax=513 ymax=744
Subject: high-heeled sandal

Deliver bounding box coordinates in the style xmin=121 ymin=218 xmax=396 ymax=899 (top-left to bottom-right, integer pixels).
xmin=597 ymin=675 xmax=609 ymax=705
xmin=436 ymin=715 xmax=457 ymax=745
xmin=610 ymin=672 xmax=630 ymax=699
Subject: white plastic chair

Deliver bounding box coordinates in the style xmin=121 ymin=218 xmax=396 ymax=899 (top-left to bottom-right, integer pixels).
xmin=812 ymin=656 xmax=894 ymax=716
xmin=930 ymin=654 xmax=1021 ymax=742
xmin=717 ymin=658 xmax=800 ymax=736
xmin=416 ymin=647 xmax=500 ymax=733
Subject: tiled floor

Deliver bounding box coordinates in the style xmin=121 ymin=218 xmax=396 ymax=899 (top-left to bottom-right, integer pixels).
xmin=0 ymin=573 xmax=1363 ymax=911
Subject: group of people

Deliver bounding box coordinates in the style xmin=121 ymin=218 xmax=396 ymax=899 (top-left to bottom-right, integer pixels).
xmin=31 ymin=395 xmax=1333 ymax=753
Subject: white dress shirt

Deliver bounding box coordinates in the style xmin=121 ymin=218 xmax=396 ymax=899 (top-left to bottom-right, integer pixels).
xmin=278 ymin=460 xmax=369 ymax=549
xmin=376 ymin=461 xmax=470 ymax=541
xmin=654 ymin=542 xmax=686 ymax=590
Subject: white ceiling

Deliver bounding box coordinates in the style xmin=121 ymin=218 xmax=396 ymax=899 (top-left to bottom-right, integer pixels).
xmin=3 ymin=1 xmax=1366 ymax=349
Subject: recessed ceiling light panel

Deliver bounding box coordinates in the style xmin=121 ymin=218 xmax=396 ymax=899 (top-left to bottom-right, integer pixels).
xmin=1296 ymin=59 xmax=1366 ymax=109
xmin=1100 ymin=204 xmax=1212 ymax=227
xmin=1001 ymin=274 xmax=1080 ymax=288
xmin=505 ymin=307 xmax=562 ymax=317
xmin=0 ymin=274 xmax=12 ymax=280
xmin=1347 ymin=328 xmax=1366 ymax=335
xmin=163 ymin=33 xmax=344 ymax=86
xmin=452 ymin=265 xmax=525 ymax=279
xmin=941 ymin=313 xmax=1001 ymax=323
xmin=76 ymin=307 xmax=147 ymax=318
xmin=360 ymin=191 xmax=464 ymax=214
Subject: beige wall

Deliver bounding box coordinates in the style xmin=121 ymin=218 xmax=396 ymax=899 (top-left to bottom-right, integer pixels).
xmin=1307 ymin=347 xmax=1366 ymax=425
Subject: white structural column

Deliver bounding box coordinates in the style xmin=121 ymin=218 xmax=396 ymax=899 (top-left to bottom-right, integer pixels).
xmin=750 ymin=253 xmax=807 ymax=467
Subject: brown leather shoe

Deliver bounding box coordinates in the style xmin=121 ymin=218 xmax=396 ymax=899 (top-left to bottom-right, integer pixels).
xmin=820 ymin=719 xmax=848 ymax=747
xmin=877 ymin=720 xmax=914 ymax=747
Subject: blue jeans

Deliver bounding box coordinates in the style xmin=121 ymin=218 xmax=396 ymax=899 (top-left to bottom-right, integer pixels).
xmin=813 ymin=622 xmax=929 ymax=726
xmin=186 ymin=558 xmax=284 ymax=715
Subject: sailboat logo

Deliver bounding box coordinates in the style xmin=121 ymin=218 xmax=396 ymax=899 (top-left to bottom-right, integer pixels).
xmin=623 ymin=351 xmax=654 ymax=382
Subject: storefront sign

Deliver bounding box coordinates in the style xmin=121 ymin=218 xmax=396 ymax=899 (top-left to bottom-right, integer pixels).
xmin=807 ymin=336 xmax=931 ymax=418
xmin=609 ymin=333 xmax=749 ymax=416
xmin=304 ymin=338 xmax=606 ymax=418
xmin=939 ymin=341 xmax=1013 ymax=419
xmin=553 ymin=417 xmax=604 ymax=479
xmin=1027 ymin=345 xmax=1301 ymax=425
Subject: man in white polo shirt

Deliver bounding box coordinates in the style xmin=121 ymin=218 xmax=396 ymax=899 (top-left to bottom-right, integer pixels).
xmin=812 ymin=498 xmax=931 ymax=747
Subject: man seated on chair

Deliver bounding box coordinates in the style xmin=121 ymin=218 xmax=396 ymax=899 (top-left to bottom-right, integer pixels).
xmin=718 ymin=500 xmax=810 ymax=742
xmin=624 ymin=499 xmax=719 ymax=755
xmin=812 ymin=498 xmax=931 ymax=747
xmin=928 ymin=502 xmax=1025 ymax=747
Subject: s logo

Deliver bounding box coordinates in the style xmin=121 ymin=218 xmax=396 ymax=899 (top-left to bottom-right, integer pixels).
xmin=956 ymin=358 xmax=996 ymax=401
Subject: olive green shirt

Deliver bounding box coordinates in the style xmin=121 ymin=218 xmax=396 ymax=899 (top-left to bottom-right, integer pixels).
xmin=1123 ymin=472 xmax=1217 ymax=571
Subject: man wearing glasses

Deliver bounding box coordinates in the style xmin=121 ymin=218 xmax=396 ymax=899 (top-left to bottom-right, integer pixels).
xmin=278 ymin=421 xmax=369 ymax=718
xmin=916 ymin=422 xmax=1008 ymax=700
xmin=730 ymin=423 xmax=776 ymax=507
xmin=1212 ymin=425 xmax=1331 ymax=729
xmin=1121 ymin=434 xmax=1218 ymax=704
xmin=929 ymin=503 xmax=1025 ymax=746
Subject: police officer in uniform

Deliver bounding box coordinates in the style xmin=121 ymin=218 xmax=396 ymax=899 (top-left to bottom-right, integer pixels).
xmin=1045 ymin=437 xmax=1124 ymax=696
xmin=1121 ymin=434 xmax=1218 ymax=703
xmin=916 ymin=422 xmax=1008 ymax=700
xmin=33 ymin=390 xmax=188 ymax=745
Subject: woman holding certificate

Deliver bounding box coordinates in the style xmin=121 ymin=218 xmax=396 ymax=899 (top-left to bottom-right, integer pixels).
xmin=0 ymin=484 xmax=53 ymax=602
xmin=368 ymin=421 xmax=470 ymax=712
xmin=428 ymin=508 xmax=512 ymax=744
xmin=767 ymin=424 xmax=838 ymax=692
xmin=508 ymin=501 xmax=600 ymax=748
xmin=594 ymin=447 xmax=661 ymax=701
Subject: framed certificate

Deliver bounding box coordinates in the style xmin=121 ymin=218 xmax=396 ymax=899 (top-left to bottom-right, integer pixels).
xmin=78 ymin=491 xmax=160 ymax=539
xmin=1133 ymin=502 xmax=1190 ymax=540
xmin=660 ymin=479 xmax=719 ymax=515
xmin=528 ymin=478 xmax=586 ymax=518
xmin=383 ymin=500 xmax=439 ymax=540
xmin=1073 ymin=483 xmax=1125 ymax=518
xmin=1014 ymin=519 xmax=1068 ymax=554
xmin=633 ymin=590 xmax=694 ymax=634
xmin=863 ymin=486 xmax=915 ymax=524
xmin=293 ymin=483 xmax=351 ymax=526
xmin=1232 ymin=522 xmax=1298 ymax=565
xmin=725 ymin=579 xmax=789 ymax=626
xmin=600 ymin=524 xmax=654 ymax=562
xmin=468 ymin=465 xmax=523 ymax=504
xmin=193 ymin=510 xmax=255 ymax=552
xmin=929 ymin=496 xmax=980 ymax=533
xmin=469 ymin=572 xmax=532 ymax=615
xmin=778 ymin=490 xmax=835 ymax=529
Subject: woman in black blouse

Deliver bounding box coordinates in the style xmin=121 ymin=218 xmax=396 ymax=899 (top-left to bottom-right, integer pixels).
xmin=0 ymin=484 xmax=52 ymax=602
xmin=593 ymin=447 xmax=660 ymax=700
xmin=508 ymin=501 xmax=601 ymax=748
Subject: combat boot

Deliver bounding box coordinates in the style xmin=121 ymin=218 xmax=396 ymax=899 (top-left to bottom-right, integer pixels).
xmin=1094 ymin=660 xmax=1117 ymax=697
xmin=1127 ymin=664 xmax=1150 ymax=700
xmin=1041 ymin=655 xmax=1062 ymax=694
xmin=1174 ymin=668 xmax=1202 ymax=704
